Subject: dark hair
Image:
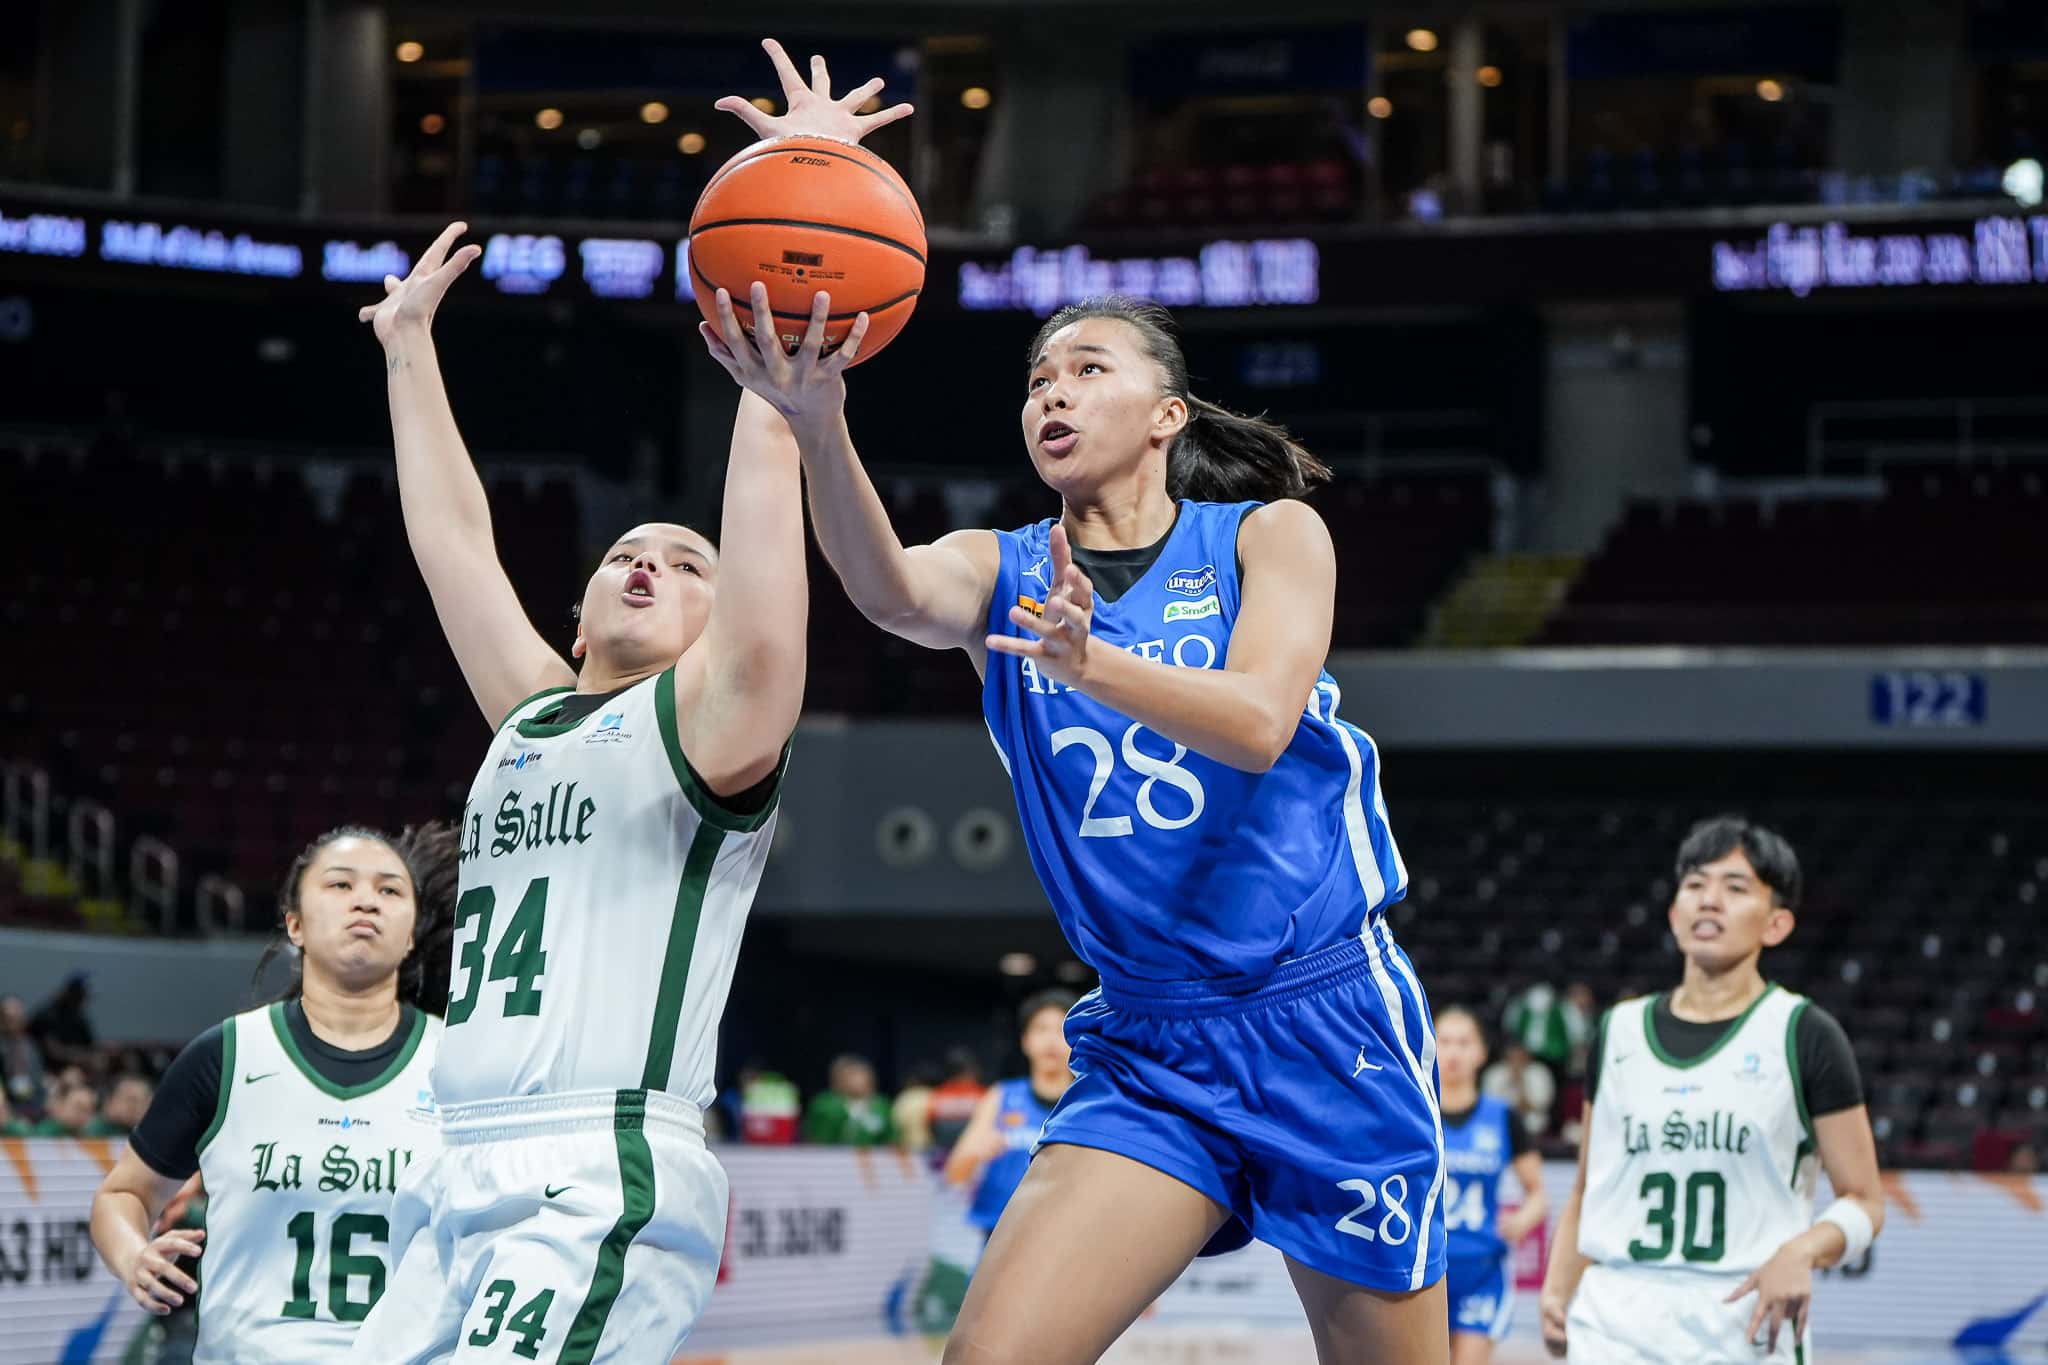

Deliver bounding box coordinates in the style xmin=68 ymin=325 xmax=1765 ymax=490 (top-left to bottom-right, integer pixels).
xmin=1674 ymin=815 xmax=1802 ymax=910
xmin=1433 ymin=1003 xmax=1490 ymax=1057
xmin=1026 ymin=297 xmax=1332 ymax=503
xmin=942 ymin=1045 xmax=981 ymax=1081
xmin=1017 ymin=988 xmax=1078 ymax=1032
xmin=255 ymin=822 xmax=461 ymax=1009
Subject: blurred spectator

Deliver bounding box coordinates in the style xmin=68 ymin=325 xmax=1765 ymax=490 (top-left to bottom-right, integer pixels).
xmin=893 ymin=1063 xmax=941 ymax=1153
xmin=0 ymin=995 xmax=44 ymax=1113
xmin=88 ymin=1073 xmax=154 ymax=1138
xmin=1482 ymin=1041 xmax=1556 ymax=1139
xmin=30 ymin=974 xmax=97 ymax=1070
xmin=737 ymin=1062 xmax=801 ymax=1145
xmin=1565 ymin=982 xmax=1599 ymax=1077
xmin=2009 ymin=1142 xmax=2040 ymax=1175
xmin=927 ymin=1047 xmax=986 ymax=1152
xmin=34 ymin=1079 xmax=97 ymax=1137
xmin=802 ymin=1054 xmax=895 ymax=1147
xmin=1502 ymin=980 xmax=1591 ymax=1073
xmin=0 ymin=1090 xmax=27 ymax=1137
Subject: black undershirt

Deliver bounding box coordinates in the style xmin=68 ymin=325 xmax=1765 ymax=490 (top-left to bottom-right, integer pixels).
xmin=129 ymin=1001 xmax=418 ymax=1181
xmin=539 ymin=684 xmax=777 ymax=815
xmin=1586 ymin=991 xmax=1864 ymax=1120
xmin=1442 ymin=1101 xmax=1535 ymax=1157
xmin=1067 ymin=516 xmax=1180 ymax=604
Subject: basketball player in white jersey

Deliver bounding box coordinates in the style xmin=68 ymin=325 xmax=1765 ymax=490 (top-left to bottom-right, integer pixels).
xmin=90 ymin=825 xmax=453 ymax=1362
xmin=344 ymin=44 xmax=911 ymax=1365
xmin=1539 ymin=817 xmax=1884 ymax=1363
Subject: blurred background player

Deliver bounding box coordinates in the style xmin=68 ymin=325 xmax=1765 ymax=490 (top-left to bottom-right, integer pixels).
xmin=1434 ymin=1004 xmax=1548 ymax=1362
xmin=704 ymin=284 xmax=1447 ymax=1364
xmin=88 ymin=824 xmax=453 ymax=1360
xmin=1540 ymin=817 xmax=1884 ymax=1363
xmin=946 ymin=988 xmax=1077 ymax=1244
xmin=927 ymin=1046 xmax=989 ymax=1154
xmin=345 ymin=44 xmax=909 ymax=1365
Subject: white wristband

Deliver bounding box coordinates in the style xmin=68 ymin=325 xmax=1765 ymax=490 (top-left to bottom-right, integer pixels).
xmin=1817 ymin=1196 xmax=1874 ymax=1262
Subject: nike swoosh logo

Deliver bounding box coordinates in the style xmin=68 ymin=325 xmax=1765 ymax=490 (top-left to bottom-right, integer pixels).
xmin=244 ymin=1072 xmax=278 ymax=1083
xmin=544 ymin=1184 xmax=574 ymax=1199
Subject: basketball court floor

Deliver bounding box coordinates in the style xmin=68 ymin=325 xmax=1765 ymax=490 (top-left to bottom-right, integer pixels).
xmin=678 ymin=1326 xmax=2011 ymax=1364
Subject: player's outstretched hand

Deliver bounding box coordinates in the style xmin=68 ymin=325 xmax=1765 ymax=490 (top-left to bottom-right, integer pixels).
xmin=121 ymin=1226 xmax=205 ymax=1316
xmin=988 ymin=523 xmax=1096 ymax=688
xmin=1726 ymin=1247 xmax=1812 ymax=1354
xmin=701 ymin=283 xmax=867 ymax=430
xmin=1538 ymin=1287 xmax=1569 ymax=1357
xmin=358 ymin=221 xmax=482 ymax=350
xmin=716 ymin=38 xmax=912 ymax=145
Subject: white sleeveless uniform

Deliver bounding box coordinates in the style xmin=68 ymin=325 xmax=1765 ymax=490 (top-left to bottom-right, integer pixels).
xmin=351 ymin=668 xmax=782 ymax=1365
xmin=1568 ymin=986 xmax=1820 ymax=1364
xmin=194 ymin=1002 xmax=441 ymax=1363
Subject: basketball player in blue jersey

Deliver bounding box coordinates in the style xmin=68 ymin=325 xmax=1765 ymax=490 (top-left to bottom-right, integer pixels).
xmin=703 ymin=293 xmax=1447 ymax=1362
xmin=1434 ymin=1005 xmax=1548 ymax=1362
xmin=946 ymin=990 xmax=1077 ymax=1243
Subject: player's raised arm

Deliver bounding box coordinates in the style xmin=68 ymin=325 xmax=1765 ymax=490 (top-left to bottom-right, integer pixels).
xmin=358 ymin=222 xmax=575 ymax=727
xmin=675 ymin=302 xmax=811 ymax=793
xmin=707 ymin=41 xmax=997 ymax=660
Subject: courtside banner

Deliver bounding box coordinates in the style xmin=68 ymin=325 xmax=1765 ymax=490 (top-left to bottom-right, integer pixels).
xmin=687 ymin=1146 xmax=936 ymax=1348
xmin=0 ymin=1139 xmax=151 ymax=1365
xmin=1144 ymin=1164 xmax=2048 ymax=1351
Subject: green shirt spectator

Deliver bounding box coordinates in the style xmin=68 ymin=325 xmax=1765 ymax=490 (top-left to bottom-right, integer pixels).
xmin=801 ymin=1055 xmax=896 ymax=1147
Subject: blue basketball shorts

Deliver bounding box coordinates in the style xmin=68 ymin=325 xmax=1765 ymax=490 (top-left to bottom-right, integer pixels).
xmin=1038 ymin=919 xmax=1447 ymax=1293
xmin=1446 ymin=1248 xmax=1515 ymax=1341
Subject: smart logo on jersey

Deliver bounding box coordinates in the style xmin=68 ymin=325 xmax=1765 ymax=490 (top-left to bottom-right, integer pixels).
xmin=1162 ymin=594 xmax=1221 ymax=624
xmin=1164 ymin=564 xmax=1217 ymax=596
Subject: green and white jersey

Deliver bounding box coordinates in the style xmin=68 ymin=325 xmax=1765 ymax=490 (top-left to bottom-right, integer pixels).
xmin=194 ymin=1003 xmax=440 ymax=1364
xmin=1580 ymin=986 xmax=1820 ymax=1276
xmin=437 ymin=666 xmax=782 ymax=1110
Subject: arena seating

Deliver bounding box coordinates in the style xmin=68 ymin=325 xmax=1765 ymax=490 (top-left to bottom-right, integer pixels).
xmin=1540 ymin=467 xmax=2048 ymax=645
xmin=1 ymin=440 xmax=1494 ymax=890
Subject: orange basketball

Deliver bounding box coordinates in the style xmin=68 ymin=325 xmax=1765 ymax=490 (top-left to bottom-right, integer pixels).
xmin=688 ymin=135 xmax=926 ymax=366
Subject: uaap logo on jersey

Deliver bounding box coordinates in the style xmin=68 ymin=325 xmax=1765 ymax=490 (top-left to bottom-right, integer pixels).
xmin=1164 ymin=564 xmax=1217 ymax=596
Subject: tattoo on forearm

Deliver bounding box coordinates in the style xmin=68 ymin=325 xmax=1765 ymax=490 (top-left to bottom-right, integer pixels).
xmin=387 ymin=353 xmax=403 ymax=375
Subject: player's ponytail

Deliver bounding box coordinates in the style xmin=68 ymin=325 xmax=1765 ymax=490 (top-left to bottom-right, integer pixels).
xmin=391 ymin=820 xmax=459 ymax=1014
xmin=1026 ymin=297 xmax=1332 ymax=504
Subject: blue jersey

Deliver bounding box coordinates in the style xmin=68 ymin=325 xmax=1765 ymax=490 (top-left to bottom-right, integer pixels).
xmin=1441 ymin=1095 xmax=1517 ymax=1262
xmin=982 ymin=500 xmax=1407 ymax=982
xmin=966 ymin=1078 xmax=1058 ymax=1231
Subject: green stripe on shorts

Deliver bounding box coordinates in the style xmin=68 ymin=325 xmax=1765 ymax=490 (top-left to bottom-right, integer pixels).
xmin=561 ymin=1090 xmax=656 ymax=1363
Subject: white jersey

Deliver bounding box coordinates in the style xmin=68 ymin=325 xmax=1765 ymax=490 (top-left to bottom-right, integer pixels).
xmin=436 ymin=667 xmax=781 ymax=1109
xmin=194 ymin=1002 xmax=441 ymax=1364
xmin=1580 ymin=986 xmax=1819 ymax=1276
